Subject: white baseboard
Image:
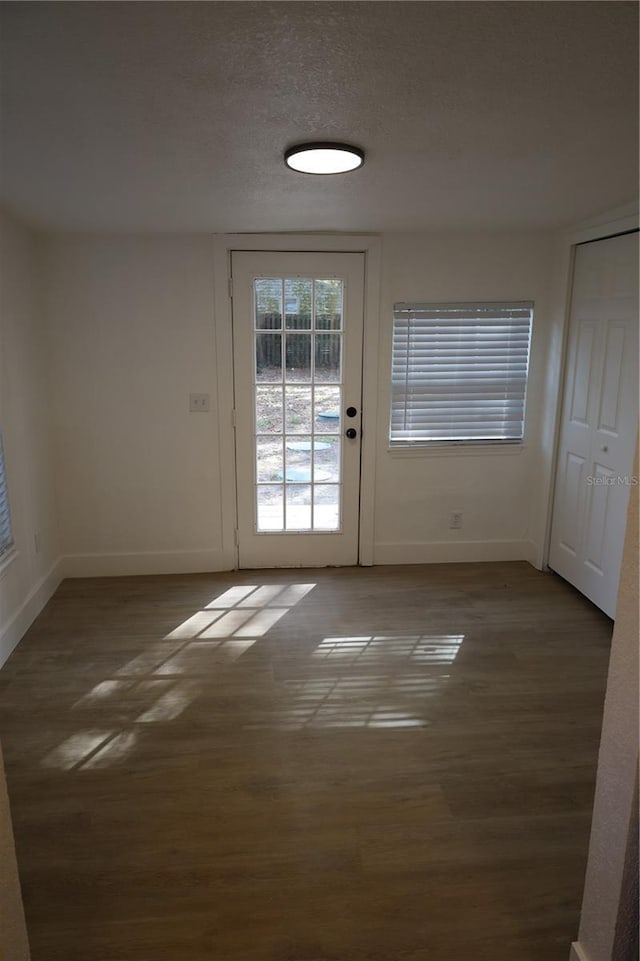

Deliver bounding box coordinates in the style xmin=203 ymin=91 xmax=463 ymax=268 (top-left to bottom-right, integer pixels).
xmin=525 ymin=539 xmax=545 ymax=569
xmin=373 ymin=539 xmax=532 ymax=565
xmin=61 ymin=548 xmax=234 ymax=579
xmin=569 ymin=942 xmax=591 ymax=961
xmin=0 ymin=556 xmax=64 ymax=669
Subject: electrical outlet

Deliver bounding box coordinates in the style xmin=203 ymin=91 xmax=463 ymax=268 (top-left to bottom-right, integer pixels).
xmin=189 ymin=393 xmax=210 ymax=413
xmin=449 ymin=511 xmax=463 ymax=530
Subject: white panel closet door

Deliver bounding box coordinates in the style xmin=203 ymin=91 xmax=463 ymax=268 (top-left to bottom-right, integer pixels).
xmin=549 ymin=231 xmax=638 ymax=618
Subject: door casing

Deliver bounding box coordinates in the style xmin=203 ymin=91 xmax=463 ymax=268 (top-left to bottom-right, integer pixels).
xmin=548 ymin=230 xmax=639 ymax=616
xmin=212 ymin=234 xmax=382 ymax=571
xmin=538 ymin=211 xmax=639 ymax=575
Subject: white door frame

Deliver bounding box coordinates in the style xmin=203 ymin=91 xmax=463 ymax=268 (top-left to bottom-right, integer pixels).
xmin=213 ymin=234 xmax=382 ymax=570
xmin=541 ymin=208 xmax=639 ymax=571
xmin=547 ymin=232 xmax=638 ymax=615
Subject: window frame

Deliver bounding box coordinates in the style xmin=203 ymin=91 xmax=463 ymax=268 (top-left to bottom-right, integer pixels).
xmin=388 ymin=300 xmax=534 ymax=450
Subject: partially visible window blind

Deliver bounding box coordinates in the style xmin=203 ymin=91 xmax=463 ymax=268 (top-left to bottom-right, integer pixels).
xmin=390 ymin=301 xmax=533 ymax=444
xmin=0 ymin=432 xmax=14 ymax=559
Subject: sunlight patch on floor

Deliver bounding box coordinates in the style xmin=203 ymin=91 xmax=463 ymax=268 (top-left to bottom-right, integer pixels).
xmin=311 ymin=635 xmax=464 ymax=664
xmin=42 ymin=583 xmax=316 ymax=770
xmin=42 ymin=730 xmax=115 ymax=770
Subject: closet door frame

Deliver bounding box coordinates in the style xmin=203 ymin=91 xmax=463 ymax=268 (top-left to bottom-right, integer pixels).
xmin=542 ymin=210 xmax=639 ymax=595
xmin=548 ymin=231 xmax=638 ymax=616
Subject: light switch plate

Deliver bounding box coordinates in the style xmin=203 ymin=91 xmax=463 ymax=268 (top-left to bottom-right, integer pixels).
xmin=189 ymin=393 xmax=210 ymax=412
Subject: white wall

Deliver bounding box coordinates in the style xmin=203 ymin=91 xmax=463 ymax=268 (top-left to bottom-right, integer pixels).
xmin=0 ymin=211 xmax=61 ymax=667
xmin=373 ymin=230 xmax=553 ymax=564
xmin=42 ymin=236 xmax=227 ymax=575
xmin=41 ymin=229 xmax=556 ymax=575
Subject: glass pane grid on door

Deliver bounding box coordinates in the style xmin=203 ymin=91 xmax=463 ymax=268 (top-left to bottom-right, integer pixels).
xmin=254 ymin=276 xmax=343 ymax=533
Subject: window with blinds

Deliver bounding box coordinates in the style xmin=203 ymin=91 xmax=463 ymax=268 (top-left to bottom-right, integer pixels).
xmin=390 ymin=301 xmax=533 ymax=445
xmin=0 ymin=431 xmax=14 ymax=560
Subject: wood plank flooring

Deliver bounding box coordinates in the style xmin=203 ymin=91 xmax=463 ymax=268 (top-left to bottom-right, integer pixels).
xmin=0 ymin=563 xmax=612 ymax=961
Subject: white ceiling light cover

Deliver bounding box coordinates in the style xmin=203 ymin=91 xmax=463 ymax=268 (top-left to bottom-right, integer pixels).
xmin=285 ymin=143 xmax=364 ymax=175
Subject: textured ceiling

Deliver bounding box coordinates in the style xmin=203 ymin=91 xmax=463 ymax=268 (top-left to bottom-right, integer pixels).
xmin=0 ymin=1 xmax=638 ymax=233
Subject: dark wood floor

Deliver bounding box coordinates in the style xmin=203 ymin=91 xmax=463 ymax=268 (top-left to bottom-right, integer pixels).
xmin=0 ymin=562 xmax=612 ymax=961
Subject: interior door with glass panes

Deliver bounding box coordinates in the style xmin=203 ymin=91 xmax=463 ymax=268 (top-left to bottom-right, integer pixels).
xmin=231 ymin=251 xmax=364 ymax=568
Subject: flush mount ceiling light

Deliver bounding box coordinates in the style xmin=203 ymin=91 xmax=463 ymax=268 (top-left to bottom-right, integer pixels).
xmin=284 ymin=142 xmax=365 ymax=175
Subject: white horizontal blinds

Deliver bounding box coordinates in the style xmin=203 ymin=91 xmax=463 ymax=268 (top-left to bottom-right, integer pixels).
xmin=0 ymin=432 xmax=13 ymax=558
xmin=391 ymin=302 xmax=533 ymax=443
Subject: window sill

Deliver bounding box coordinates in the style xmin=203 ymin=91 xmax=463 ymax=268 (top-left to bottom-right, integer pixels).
xmin=387 ymin=443 xmax=527 ymax=458
xmin=0 ymin=547 xmax=18 ymax=578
